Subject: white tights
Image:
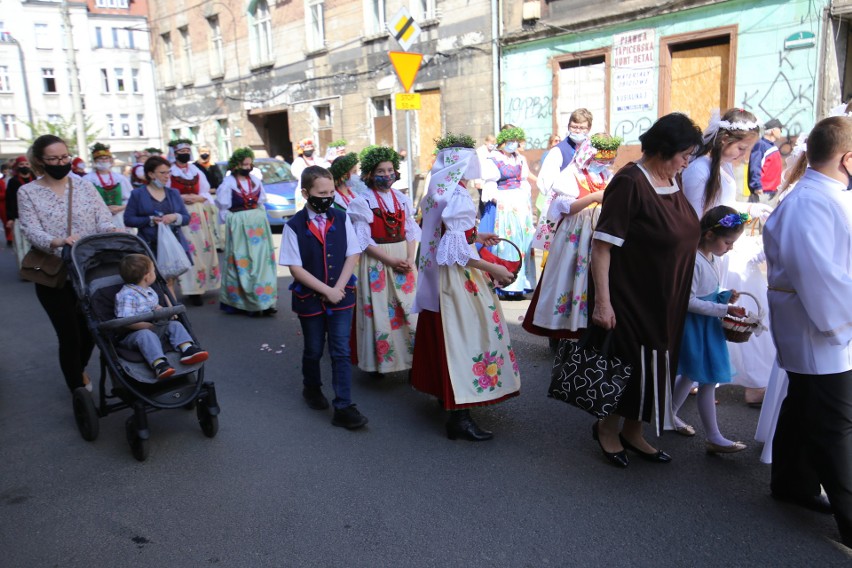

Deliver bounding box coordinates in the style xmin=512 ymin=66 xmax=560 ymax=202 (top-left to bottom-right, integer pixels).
xmin=671 ymin=375 xmax=733 ymax=446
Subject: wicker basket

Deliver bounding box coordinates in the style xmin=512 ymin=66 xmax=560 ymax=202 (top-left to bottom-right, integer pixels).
xmin=721 ymin=291 xmax=764 ymax=343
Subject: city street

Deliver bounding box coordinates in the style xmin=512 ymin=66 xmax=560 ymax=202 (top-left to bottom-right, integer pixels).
xmin=0 ymin=241 xmax=849 ymax=567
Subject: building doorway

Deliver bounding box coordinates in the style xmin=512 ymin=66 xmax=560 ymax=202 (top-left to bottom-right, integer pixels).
xmin=248 ymin=110 xmax=293 ymax=163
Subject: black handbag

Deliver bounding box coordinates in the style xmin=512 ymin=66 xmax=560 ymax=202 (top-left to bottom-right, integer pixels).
xmin=547 ymin=329 xmax=631 ymax=419
xmin=20 ymin=178 xmax=72 ymax=288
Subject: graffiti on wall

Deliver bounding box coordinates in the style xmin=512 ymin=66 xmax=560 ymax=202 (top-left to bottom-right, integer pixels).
xmin=505 ymin=96 xmax=553 ymax=123
xmin=613 ymin=116 xmax=653 ymax=145
xmin=741 ymin=50 xmax=813 ymax=152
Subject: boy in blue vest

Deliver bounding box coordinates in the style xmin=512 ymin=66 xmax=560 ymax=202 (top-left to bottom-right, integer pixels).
xmin=279 ymin=165 xmax=367 ymax=429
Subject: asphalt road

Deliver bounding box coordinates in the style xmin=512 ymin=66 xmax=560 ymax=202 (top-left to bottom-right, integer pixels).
xmin=0 ymin=240 xmax=849 ymax=567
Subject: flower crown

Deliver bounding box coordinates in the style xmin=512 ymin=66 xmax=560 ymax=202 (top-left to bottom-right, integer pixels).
xmin=714 ymin=212 xmax=751 ymax=229
xmin=718 ymin=119 xmax=761 ymax=131
xmin=496 ymin=126 xmax=526 ymax=146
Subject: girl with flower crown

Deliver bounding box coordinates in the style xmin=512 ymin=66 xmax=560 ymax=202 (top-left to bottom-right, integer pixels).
xmin=680 ymin=108 xmax=774 ymax=410
xmin=411 ymin=133 xmax=521 ymax=441
xmin=347 ymin=146 xmax=421 ymax=374
xmin=84 ymin=142 xmax=133 ymax=230
xmin=328 ymin=152 xmax=359 ymax=211
xmin=524 ymin=134 xmax=621 ymax=343
xmin=216 ymin=147 xmax=277 ymax=316
xmin=479 ymin=125 xmax=537 ymax=298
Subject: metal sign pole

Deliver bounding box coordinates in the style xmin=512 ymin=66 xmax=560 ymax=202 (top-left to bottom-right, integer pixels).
xmin=405 ymin=110 xmax=412 ymax=197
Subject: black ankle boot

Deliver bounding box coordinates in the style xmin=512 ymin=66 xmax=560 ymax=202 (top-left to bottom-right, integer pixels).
xmin=446 ymin=410 xmax=493 ymax=441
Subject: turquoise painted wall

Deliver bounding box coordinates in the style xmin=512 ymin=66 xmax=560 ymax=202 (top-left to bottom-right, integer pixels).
xmin=501 ymin=0 xmax=827 ymax=148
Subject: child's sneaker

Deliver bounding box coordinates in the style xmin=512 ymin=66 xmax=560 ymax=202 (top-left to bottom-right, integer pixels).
xmin=332 ymin=405 xmax=369 ymax=430
xmin=180 ymin=345 xmax=209 ymax=365
xmin=154 ymin=360 xmax=175 ymax=380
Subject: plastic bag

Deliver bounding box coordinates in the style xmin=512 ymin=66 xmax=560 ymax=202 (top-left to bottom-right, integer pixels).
xmin=156 ymin=222 xmax=191 ymax=279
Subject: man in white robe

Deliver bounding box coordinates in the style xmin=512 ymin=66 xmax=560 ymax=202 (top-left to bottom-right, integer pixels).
xmin=763 ymin=116 xmax=852 ymax=548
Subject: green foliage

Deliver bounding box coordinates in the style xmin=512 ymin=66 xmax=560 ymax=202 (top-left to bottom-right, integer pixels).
xmin=496 ymin=127 xmax=526 ymax=145
xmin=434 ymin=132 xmax=476 ymax=151
xmin=228 ymin=147 xmax=255 ymax=172
xmin=590 ymin=134 xmax=624 ymax=151
xmin=168 ymin=138 xmax=193 ymax=147
xmin=23 ymin=115 xmax=100 ymax=156
xmin=328 ymin=139 xmax=348 ymax=148
xmin=329 ymin=152 xmax=358 ymax=183
xmin=359 ymin=146 xmax=400 ymax=177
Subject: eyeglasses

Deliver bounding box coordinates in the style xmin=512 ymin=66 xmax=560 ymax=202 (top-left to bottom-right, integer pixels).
xmin=43 ymin=155 xmax=72 ymax=165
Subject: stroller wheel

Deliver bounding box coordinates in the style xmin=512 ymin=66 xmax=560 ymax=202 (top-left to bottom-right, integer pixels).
xmin=125 ymin=417 xmax=149 ymax=462
xmin=197 ymin=404 xmax=219 ymax=438
xmin=72 ymin=387 xmax=99 ymax=442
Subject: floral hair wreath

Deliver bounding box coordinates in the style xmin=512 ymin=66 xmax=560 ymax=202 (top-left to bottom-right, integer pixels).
xmin=227 ymin=147 xmax=255 ymax=172
xmin=434 ymin=132 xmax=477 ymax=151
xmin=90 ymin=142 xmax=112 ymax=159
xmin=329 ymin=152 xmax=358 ymax=183
xmin=359 ymin=145 xmax=400 ymax=177
xmin=496 ymin=126 xmax=526 ymax=146
xmin=144 ymin=147 xmax=162 ymax=155
xmin=168 ymin=138 xmax=193 ymax=148
xmin=714 ymin=212 xmax=751 ymax=229
xmin=703 ymin=109 xmax=761 ymax=146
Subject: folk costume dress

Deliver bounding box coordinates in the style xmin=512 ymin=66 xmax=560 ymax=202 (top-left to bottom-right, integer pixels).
xmin=216 ymin=174 xmax=277 ymax=312
xmin=333 ymin=185 xmax=357 ymax=211
xmin=479 ymin=150 xmax=536 ymax=295
xmin=678 ymin=252 xmax=736 ymax=385
xmin=411 ymin=147 xmax=521 ymax=409
xmin=524 ymin=141 xmax=609 ymax=337
xmin=592 ymin=163 xmax=700 ymax=435
xmin=682 ymin=155 xmax=775 ymax=392
xmin=348 ymin=188 xmax=420 ymax=373
xmin=170 ymin=163 xmax=221 ymax=296
xmin=4 ymin=172 xmax=34 ymax=267
xmin=83 ymin=170 xmax=132 ymax=229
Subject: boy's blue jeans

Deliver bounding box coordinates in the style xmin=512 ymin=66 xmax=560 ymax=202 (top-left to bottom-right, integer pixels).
xmin=298 ymin=307 xmax=354 ymax=409
xmin=119 ymin=321 xmax=193 ymax=366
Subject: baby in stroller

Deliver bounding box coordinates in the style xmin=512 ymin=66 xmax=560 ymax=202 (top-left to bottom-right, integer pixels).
xmin=116 ymin=254 xmax=209 ymax=379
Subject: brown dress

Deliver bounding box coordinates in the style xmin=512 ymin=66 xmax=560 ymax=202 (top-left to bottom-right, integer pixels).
xmin=592 ymin=163 xmax=699 ymax=435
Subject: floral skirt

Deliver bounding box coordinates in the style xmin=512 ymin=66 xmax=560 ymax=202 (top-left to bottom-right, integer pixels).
xmin=528 ymin=206 xmax=600 ymax=333
xmin=410 ymin=263 xmax=521 ymax=407
xmin=204 ymin=201 xmax=226 ymax=250
xmin=178 ymin=202 xmax=221 ymax=295
xmin=219 ymin=207 xmax=277 ymax=311
xmin=354 ymin=241 xmax=418 ymax=373
xmin=479 ymin=189 xmax=536 ymax=294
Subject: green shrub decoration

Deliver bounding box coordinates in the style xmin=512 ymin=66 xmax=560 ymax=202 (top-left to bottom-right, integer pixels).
xmin=496 ymin=126 xmax=526 ymax=145
xmin=434 ymin=132 xmax=476 ymax=151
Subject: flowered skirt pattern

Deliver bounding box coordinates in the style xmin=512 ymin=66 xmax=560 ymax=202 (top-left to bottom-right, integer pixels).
xmin=204 ymin=201 xmax=226 ymax=250
xmin=219 ymin=207 xmax=277 ymax=311
xmin=178 ymin=202 xmax=221 ymax=295
xmin=530 ymin=206 xmax=600 ymax=333
xmin=478 ymin=189 xmax=535 ymax=294
xmin=410 ymin=260 xmax=520 ymax=407
xmin=355 ymin=241 xmax=418 ymax=373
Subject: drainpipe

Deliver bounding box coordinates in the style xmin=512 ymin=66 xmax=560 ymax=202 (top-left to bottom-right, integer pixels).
xmin=491 ymin=0 xmax=501 ymax=132
xmin=9 ymin=36 xmax=34 ymax=128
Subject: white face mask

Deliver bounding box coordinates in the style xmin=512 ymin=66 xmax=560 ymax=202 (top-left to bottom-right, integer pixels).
xmin=95 ymin=161 xmax=111 ymax=171
xmin=504 ymin=141 xmax=519 ymax=154
xmin=568 ymin=132 xmax=587 ymax=144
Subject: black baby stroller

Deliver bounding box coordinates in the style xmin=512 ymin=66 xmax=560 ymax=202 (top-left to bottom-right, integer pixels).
xmin=65 ymin=233 xmax=220 ymax=461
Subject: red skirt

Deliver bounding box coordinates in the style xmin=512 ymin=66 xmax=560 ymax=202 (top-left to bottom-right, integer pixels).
xmin=521 ymin=275 xmax=584 ymax=340
xmin=410 ymin=309 xmax=519 ymax=410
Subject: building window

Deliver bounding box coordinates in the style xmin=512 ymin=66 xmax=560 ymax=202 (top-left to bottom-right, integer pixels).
xmin=170 ymin=128 xmax=181 ymax=141
xmin=306 ymin=0 xmax=325 ymax=51
xmin=100 ymin=68 xmax=110 ymax=93
xmin=47 ymin=114 xmax=62 ymax=126
xmin=127 ymin=29 xmax=135 ymax=49
xmin=365 ymin=0 xmax=386 ymax=35
xmin=207 ymin=16 xmax=225 ymax=77
xmin=112 ymin=27 xmax=120 ymax=48
xmin=410 ymin=0 xmax=436 ymax=20
xmin=178 ymin=26 xmax=192 ymax=83
xmin=115 ymin=68 xmax=125 ymax=92
xmin=1 ymin=114 xmax=16 ymax=139
xmin=161 ymin=33 xmax=175 ymax=86
xmin=95 ymin=0 xmax=130 ymax=7
xmin=249 ymin=0 xmax=273 ymax=64
xmin=35 ymin=23 xmax=50 ymax=49
xmin=131 ymin=68 xmax=140 ymax=93
xmin=120 ymin=113 xmax=130 ymax=137
xmin=217 ymin=119 xmax=232 ymax=159
xmin=0 ymin=65 xmax=10 ymax=93
xmin=95 ymin=27 xmax=103 ymax=48
xmin=106 ymin=114 xmax=115 ymax=137
xmin=42 ymin=68 xmax=57 ymax=93
xmin=371 ymin=96 xmax=392 ymax=146
xmin=314 ymin=104 xmax=332 ymax=151
xmin=137 ymin=114 xmax=144 ymax=137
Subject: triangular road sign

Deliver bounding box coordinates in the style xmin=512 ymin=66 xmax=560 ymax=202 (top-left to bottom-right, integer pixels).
xmin=388 ymin=51 xmax=423 ymax=93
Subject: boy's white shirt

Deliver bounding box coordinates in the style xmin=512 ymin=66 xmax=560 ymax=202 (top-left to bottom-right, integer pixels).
xmin=278 ymin=208 xmax=360 ymax=267
xmin=763 ymin=167 xmax=852 ymax=374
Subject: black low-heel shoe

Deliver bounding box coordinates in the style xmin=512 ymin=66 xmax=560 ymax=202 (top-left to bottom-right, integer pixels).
xmin=619 ymin=434 xmax=672 ymax=463
xmin=446 ymin=412 xmax=493 ymax=441
xmin=592 ymin=421 xmax=629 ymax=468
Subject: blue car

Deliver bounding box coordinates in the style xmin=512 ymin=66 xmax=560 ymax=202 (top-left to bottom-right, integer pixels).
xmin=215 ymin=158 xmax=298 ymax=226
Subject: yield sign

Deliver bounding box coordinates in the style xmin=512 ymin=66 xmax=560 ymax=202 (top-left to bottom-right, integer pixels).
xmin=388 ymin=51 xmax=423 ymax=93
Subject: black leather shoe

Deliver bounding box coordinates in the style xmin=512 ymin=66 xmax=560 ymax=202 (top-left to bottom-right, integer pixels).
xmin=446 ymin=411 xmax=493 ymax=441
xmin=619 ymin=434 xmax=672 ymax=463
xmin=771 ymin=492 xmax=832 ymax=515
xmin=592 ymin=421 xmax=629 ymax=468
xmin=188 ymin=295 xmax=204 ymax=306
xmin=302 ymin=386 xmax=329 ymax=410
xmin=332 ymin=405 xmax=368 ymax=430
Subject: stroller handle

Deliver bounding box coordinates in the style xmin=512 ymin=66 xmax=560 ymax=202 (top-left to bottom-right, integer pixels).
xmin=99 ymin=305 xmax=187 ymax=331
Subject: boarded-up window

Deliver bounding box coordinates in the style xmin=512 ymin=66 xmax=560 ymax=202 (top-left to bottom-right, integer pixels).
xmin=556 ymin=55 xmax=608 ymax=135
xmin=669 ymin=38 xmax=730 ymax=130
xmin=315 ymin=104 xmax=332 ymax=154
xmin=373 ymin=96 xmax=393 ymax=146
xmin=416 ymin=89 xmax=442 ymax=173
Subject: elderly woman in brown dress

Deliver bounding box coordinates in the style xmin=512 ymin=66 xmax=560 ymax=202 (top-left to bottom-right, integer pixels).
xmin=590 ymin=113 xmax=703 ymax=468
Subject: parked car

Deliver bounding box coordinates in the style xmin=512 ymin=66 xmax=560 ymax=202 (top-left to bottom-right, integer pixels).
xmin=214 ymin=158 xmax=298 ymax=225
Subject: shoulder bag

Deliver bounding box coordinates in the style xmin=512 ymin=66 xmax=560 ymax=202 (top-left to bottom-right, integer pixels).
xmin=20 ymin=178 xmax=73 ymax=288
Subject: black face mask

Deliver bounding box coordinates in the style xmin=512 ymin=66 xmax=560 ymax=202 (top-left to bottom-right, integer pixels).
xmin=303 ymin=150 xmax=314 ymax=158
xmin=43 ymin=163 xmax=72 ymax=180
xmin=307 ymin=195 xmax=334 ymax=214
xmin=17 ymin=166 xmax=31 ymax=176
xmin=199 ymin=154 xmax=210 ymax=161
xmin=237 ymin=168 xmax=252 ymax=177
xmin=175 ymin=153 xmax=191 ymax=164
